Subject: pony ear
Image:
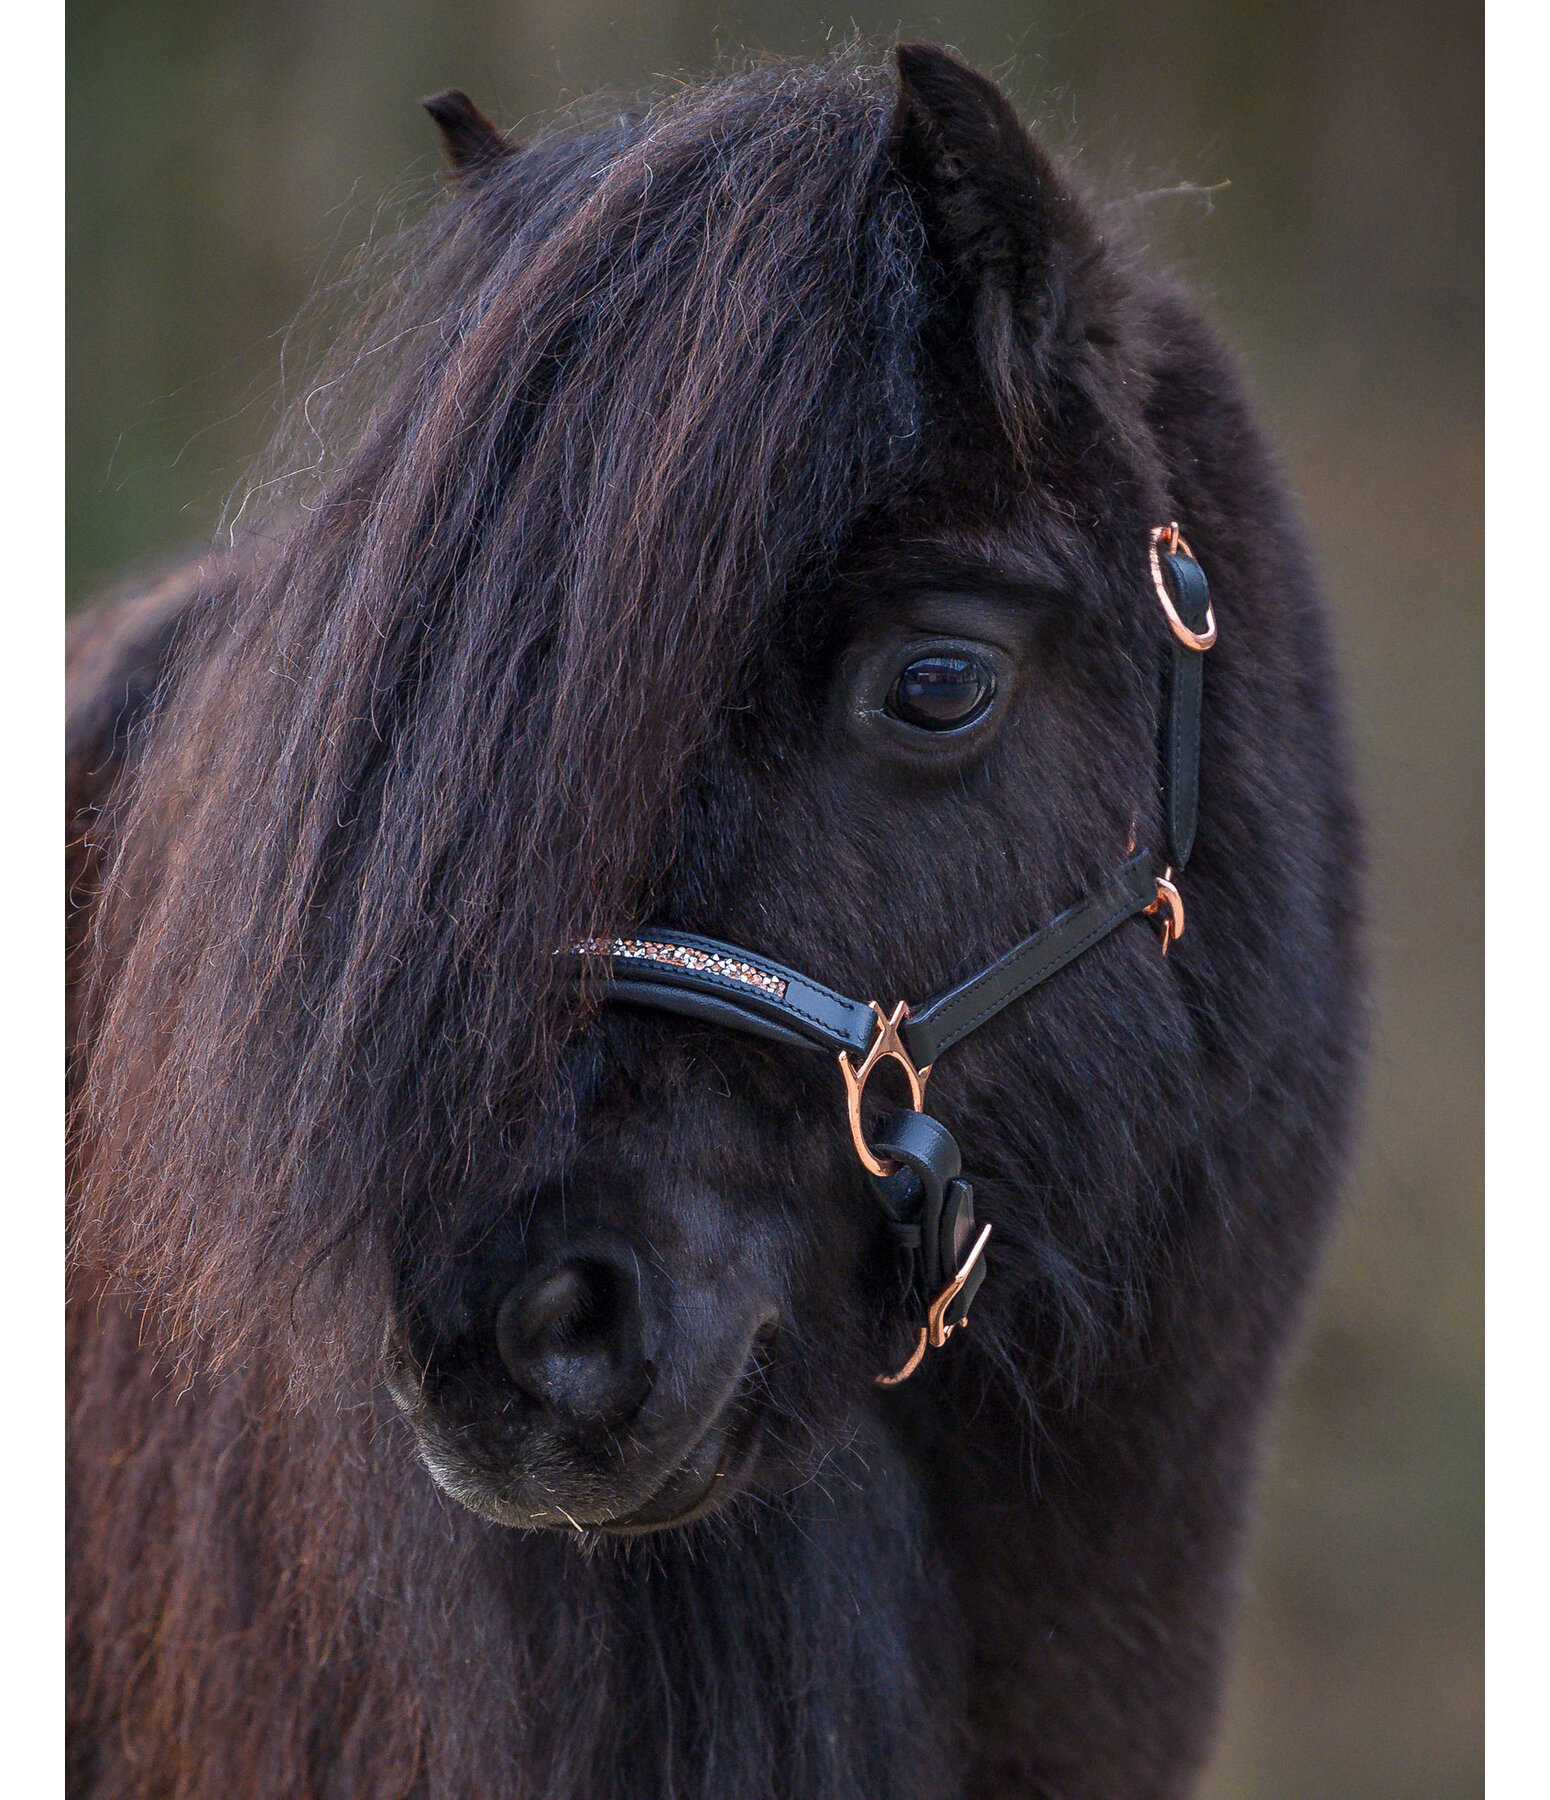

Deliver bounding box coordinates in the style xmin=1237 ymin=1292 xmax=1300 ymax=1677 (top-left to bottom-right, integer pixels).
xmin=422 ymin=90 xmax=516 ymax=177
xmin=892 ymin=44 xmax=1093 ymax=406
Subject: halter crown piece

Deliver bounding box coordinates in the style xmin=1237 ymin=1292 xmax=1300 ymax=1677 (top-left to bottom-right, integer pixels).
xmin=570 ymin=526 xmax=1216 ymax=1383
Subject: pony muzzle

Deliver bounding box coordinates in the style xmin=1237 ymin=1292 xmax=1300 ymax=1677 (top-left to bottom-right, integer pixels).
xmin=382 ymin=1234 xmax=779 ymax=1533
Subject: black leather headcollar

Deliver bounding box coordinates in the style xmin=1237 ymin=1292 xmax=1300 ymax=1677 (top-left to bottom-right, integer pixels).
xmin=569 ymin=526 xmax=1215 ymax=1382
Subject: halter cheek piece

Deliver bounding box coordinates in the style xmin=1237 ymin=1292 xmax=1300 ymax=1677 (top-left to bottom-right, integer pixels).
xmin=570 ymin=526 xmax=1215 ymax=1384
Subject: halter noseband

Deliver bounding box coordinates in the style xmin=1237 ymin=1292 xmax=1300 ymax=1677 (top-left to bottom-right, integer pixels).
xmin=570 ymin=526 xmax=1215 ymax=1383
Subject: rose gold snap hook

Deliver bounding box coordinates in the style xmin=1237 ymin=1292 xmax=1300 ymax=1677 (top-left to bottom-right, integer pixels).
xmin=1148 ymin=524 xmax=1218 ymax=652
xmin=1144 ymin=867 xmax=1186 ymax=955
xmin=838 ymin=1001 xmax=932 ymax=1179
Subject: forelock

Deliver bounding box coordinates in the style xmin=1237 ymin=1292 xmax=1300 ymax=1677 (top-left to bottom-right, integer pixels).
xmin=78 ymin=57 xmax=932 ymax=1374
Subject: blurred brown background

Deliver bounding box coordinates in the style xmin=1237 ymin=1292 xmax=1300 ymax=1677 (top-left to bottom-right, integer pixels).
xmin=67 ymin=3 xmax=1482 ymax=1794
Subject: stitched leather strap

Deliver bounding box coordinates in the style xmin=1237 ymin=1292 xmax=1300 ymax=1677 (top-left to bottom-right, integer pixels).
xmin=899 ymin=849 xmax=1158 ymax=1067
xmin=1159 ymin=549 xmax=1211 ymax=870
xmin=602 ymin=981 xmax=824 ymax=1054
xmin=577 ymin=931 xmax=876 ymax=1057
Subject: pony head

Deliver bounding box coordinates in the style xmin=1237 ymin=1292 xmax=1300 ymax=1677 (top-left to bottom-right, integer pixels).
xmin=78 ymin=48 xmax=1316 ymax=1535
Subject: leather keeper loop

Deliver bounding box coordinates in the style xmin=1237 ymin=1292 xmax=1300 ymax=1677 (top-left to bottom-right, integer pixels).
xmin=867 ymin=1110 xmax=962 ymax=1296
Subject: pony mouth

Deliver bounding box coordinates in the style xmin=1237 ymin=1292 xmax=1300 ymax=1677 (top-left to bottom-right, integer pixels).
xmin=488 ymin=1377 xmax=768 ymax=1537
xmin=587 ymin=1394 xmax=767 ymax=1535
xmin=383 ymin=1320 xmax=769 ymax=1534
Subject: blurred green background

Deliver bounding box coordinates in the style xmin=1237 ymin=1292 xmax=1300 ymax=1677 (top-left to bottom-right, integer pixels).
xmin=67 ymin=3 xmax=1481 ymax=1794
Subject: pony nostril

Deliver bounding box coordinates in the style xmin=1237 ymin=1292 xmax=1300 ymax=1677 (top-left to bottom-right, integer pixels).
xmin=495 ymin=1249 xmax=650 ymax=1428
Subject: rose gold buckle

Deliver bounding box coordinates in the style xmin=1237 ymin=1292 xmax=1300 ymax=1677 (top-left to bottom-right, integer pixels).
xmin=874 ymin=1221 xmax=994 ymax=1386
xmin=926 ymin=1221 xmax=993 ymax=1347
xmin=1143 ymin=867 xmax=1185 ymax=955
xmin=837 ymin=1001 xmax=932 ymax=1178
xmin=1149 ymin=523 xmax=1217 ymax=651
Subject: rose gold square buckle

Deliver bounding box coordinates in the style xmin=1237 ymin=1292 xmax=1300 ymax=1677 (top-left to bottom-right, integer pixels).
xmin=874 ymin=1220 xmax=994 ymax=1386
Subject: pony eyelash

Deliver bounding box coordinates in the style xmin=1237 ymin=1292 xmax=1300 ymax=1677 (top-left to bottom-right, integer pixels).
xmin=571 ymin=938 xmax=788 ymax=1000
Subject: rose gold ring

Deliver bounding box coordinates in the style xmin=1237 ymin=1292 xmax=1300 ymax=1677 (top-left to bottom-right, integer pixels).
xmin=1148 ymin=524 xmax=1217 ymax=652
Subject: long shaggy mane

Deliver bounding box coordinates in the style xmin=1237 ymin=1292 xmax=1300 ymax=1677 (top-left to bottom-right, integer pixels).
xmin=76 ymin=59 xmax=933 ymax=1384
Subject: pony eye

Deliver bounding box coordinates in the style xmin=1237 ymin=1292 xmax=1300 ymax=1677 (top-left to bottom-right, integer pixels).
xmin=887 ymin=654 xmax=996 ymax=731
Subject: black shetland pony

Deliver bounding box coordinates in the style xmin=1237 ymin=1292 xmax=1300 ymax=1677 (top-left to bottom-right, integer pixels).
xmin=67 ymin=47 xmax=1362 ymax=1800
